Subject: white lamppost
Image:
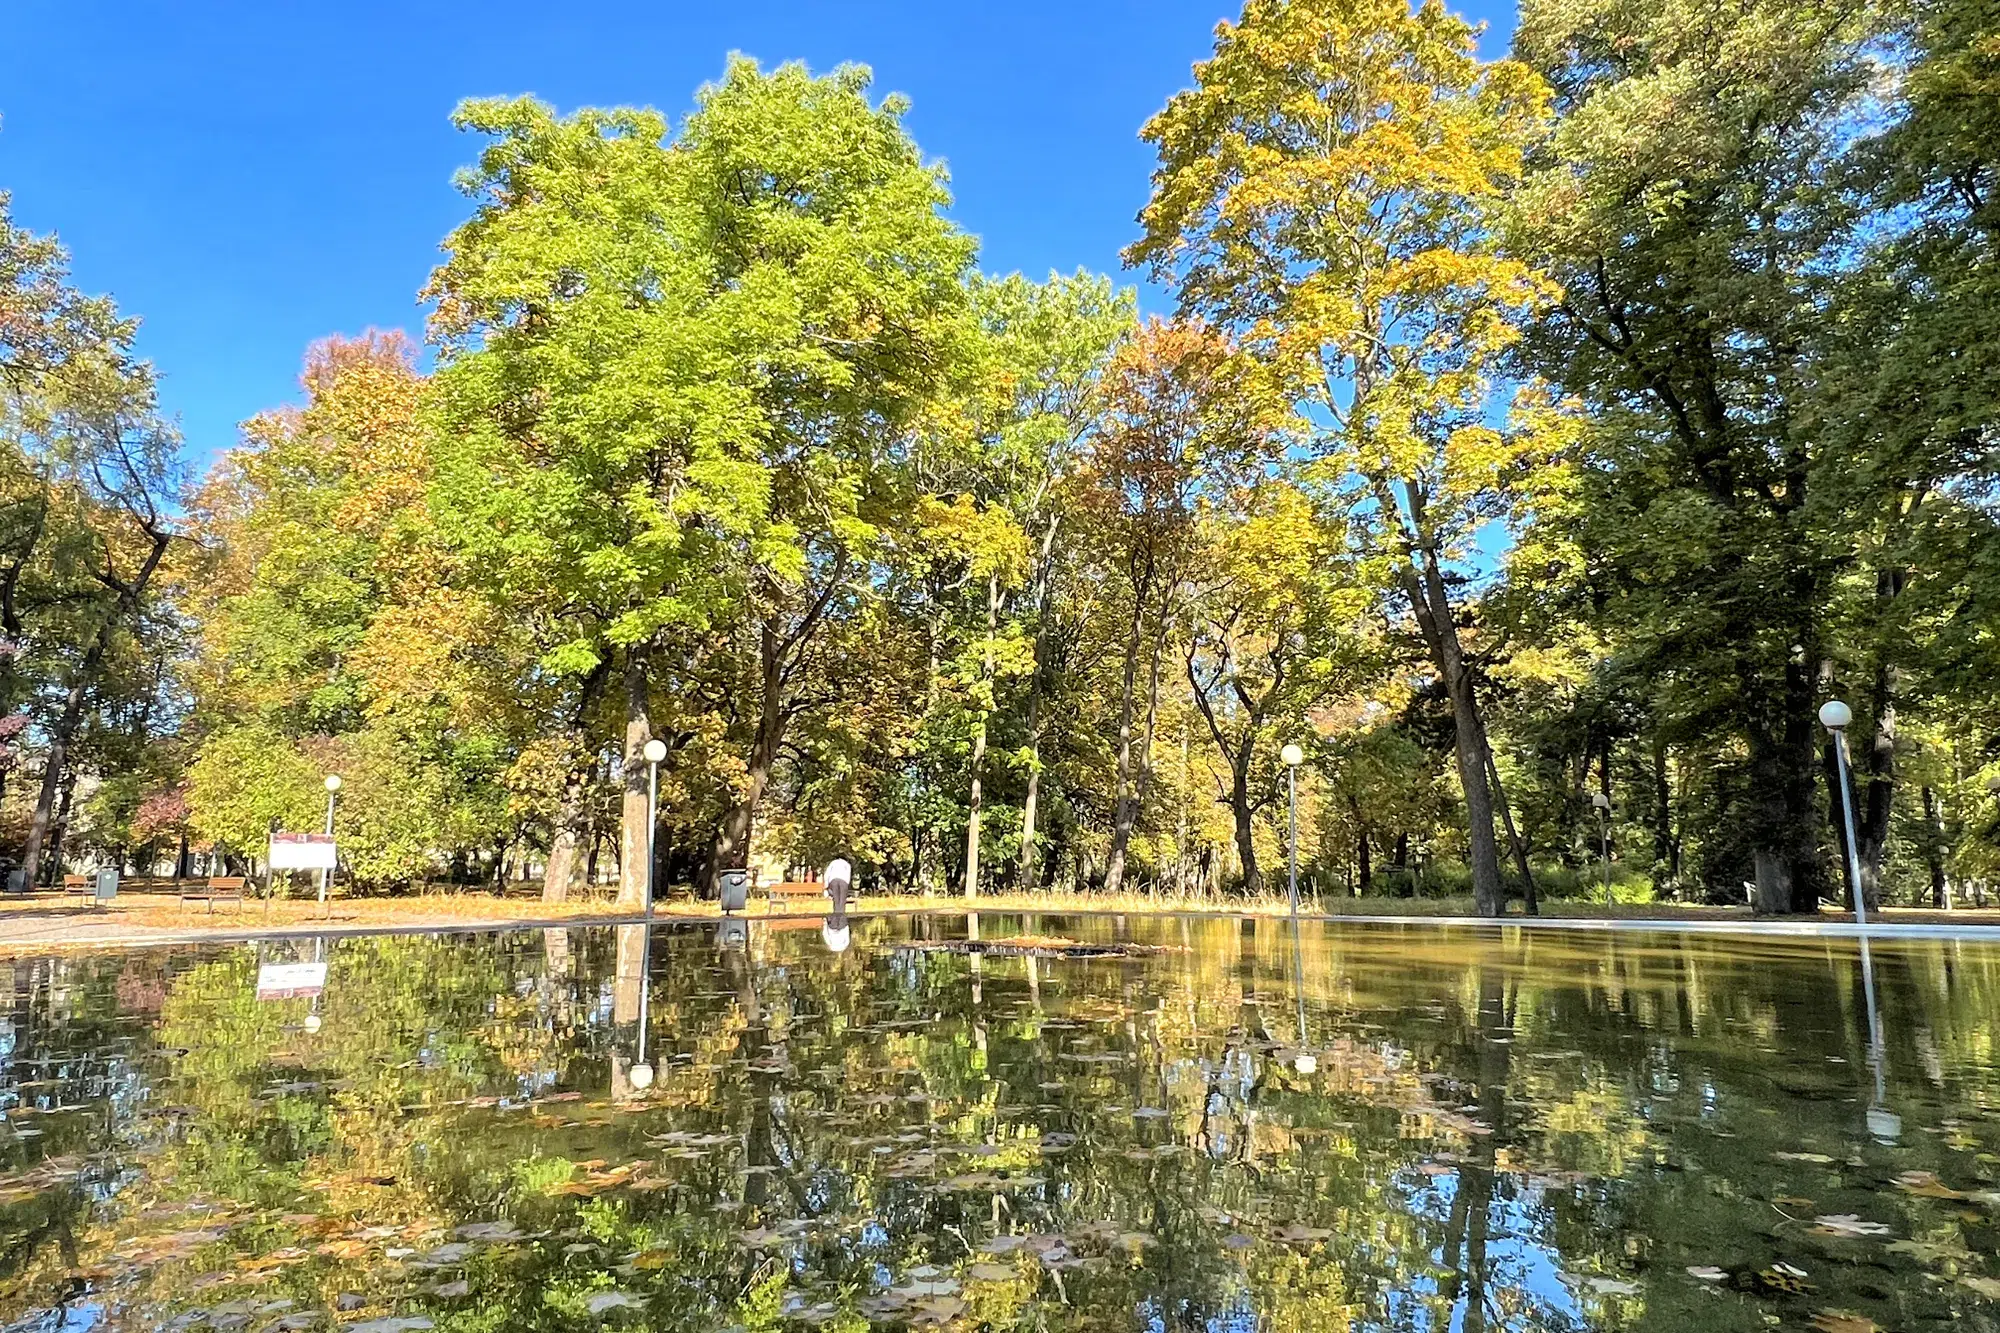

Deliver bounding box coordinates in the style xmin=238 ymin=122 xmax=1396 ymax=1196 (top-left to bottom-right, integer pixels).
xmin=1590 ymin=790 xmax=1611 ymax=907
xmin=1281 ymin=743 xmax=1305 ymax=917
xmin=642 ymin=739 xmax=666 ymax=920
xmin=319 ymin=775 xmax=342 ymax=906
xmin=1819 ymin=700 xmax=1868 ymax=928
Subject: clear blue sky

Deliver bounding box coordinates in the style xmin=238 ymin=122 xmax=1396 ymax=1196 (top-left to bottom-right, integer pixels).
xmin=1 ymin=1 xmax=1512 ymax=462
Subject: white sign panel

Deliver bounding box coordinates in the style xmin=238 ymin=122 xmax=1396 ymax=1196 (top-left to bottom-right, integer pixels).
xmin=269 ymin=832 xmax=336 ymax=870
xmin=255 ymin=961 xmax=327 ymax=1000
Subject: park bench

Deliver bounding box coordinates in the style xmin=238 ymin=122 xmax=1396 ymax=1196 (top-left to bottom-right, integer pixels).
xmin=61 ymin=874 xmax=92 ymax=901
xmin=766 ymin=878 xmax=830 ymax=911
xmin=179 ymin=876 xmax=248 ymax=912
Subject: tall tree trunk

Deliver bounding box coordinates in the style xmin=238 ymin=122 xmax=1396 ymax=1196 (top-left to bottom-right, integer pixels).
xmin=617 ymin=647 xmax=653 ymax=910
xmin=1016 ymin=515 xmax=1060 ymax=888
xmin=1650 ymin=734 xmax=1674 ymax=877
xmin=1921 ymin=784 xmax=1949 ymax=909
xmin=964 ymin=572 xmax=999 ymax=900
xmin=43 ymin=770 xmax=76 ymax=886
xmin=711 ymin=621 xmax=788 ymax=891
xmin=1133 ymin=603 xmax=1171 ymax=811
xmin=1015 ymin=684 xmax=1046 ymax=889
xmin=1103 ymin=563 xmax=1151 ymax=895
xmin=543 ymin=660 xmax=610 ymax=904
xmin=1356 ymin=827 xmax=1372 ymax=893
xmin=1370 ymin=468 xmax=1504 ymax=914
xmin=1229 ymin=756 xmax=1261 ymax=894
xmin=1857 ymin=638 xmax=1901 ymax=914
xmin=1751 ymin=648 xmax=1824 ymax=914
xmin=22 ymin=634 xmax=105 ymax=888
xmin=1387 ymin=502 xmax=1503 ymax=916
xmin=1486 ymin=745 xmax=1537 ymax=915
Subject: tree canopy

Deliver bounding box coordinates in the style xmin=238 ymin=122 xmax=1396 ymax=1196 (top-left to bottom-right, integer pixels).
xmin=0 ymin=9 xmax=1992 ymax=914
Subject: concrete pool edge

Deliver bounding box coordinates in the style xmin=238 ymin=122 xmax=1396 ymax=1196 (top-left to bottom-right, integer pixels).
xmin=6 ymin=903 xmax=2000 ymax=952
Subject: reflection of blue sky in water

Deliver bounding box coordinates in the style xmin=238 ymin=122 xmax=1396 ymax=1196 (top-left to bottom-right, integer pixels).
xmin=1405 ymin=1175 xmax=1592 ymax=1332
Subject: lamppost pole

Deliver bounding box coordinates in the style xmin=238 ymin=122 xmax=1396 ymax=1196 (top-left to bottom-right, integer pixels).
xmin=1820 ymin=701 xmax=1869 ymax=928
xmin=642 ymin=739 xmax=666 ymax=921
xmin=1591 ymin=790 xmax=1611 ymax=908
xmin=319 ymin=775 xmax=341 ymax=906
xmin=1281 ymin=744 xmax=1304 ymax=918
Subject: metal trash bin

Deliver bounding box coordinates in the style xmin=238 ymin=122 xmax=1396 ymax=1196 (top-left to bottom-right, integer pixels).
xmin=93 ymin=869 xmax=119 ymax=905
xmin=717 ymin=868 xmax=750 ymax=913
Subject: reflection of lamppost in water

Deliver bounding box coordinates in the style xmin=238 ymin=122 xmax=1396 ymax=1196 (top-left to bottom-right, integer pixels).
xmin=1859 ymin=933 xmax=1896 ymax=1142
xmin=320 ymin=775 xmax=342 ymax=906
xmin=629 ymin=925 xmax=655 ymax=1092
xmin=304 ymin=936 xmax=326 ymax=1033
xmin=642 ymin=739 xmax=667 ymax=919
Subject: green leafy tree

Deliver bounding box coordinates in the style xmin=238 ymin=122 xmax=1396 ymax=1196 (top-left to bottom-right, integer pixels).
xmin=1128 ymin=0 xmax=1570 ymax=915
xmin=428 ymin=60 xmax=976 ymax=900
xmin=1508 ymin=0 xmax=1940 ymax=911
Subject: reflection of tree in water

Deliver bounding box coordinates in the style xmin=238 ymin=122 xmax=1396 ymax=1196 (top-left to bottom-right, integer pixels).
xmin=0 ymin=922 xmax=1997 ymax=1329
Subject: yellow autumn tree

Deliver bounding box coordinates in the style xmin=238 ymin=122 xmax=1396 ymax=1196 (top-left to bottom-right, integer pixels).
xmin=1128 ymin=0 xmax=1576 ymax=915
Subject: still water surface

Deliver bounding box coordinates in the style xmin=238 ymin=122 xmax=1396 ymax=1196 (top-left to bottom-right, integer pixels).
xmin=1 ymin=915 xmax=1997 ymax=1331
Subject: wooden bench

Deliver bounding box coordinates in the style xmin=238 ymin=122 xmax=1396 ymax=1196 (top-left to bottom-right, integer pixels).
xmin=61 ymin=874 xmax=93 ymax=901
xmin=180 ymin=876 xmax=248 ymax=912
xmin=766 ymin=879 xmax=828 ymax=910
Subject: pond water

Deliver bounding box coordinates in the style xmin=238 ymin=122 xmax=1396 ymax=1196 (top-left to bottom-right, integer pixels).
xmin=1 ymin=914 xmax=1997 ymax=1332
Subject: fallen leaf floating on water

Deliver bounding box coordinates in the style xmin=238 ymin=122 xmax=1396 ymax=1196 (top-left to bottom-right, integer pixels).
xmin=1686 ymin=1266 xmax=1728 ymax=1282
xmin=1961 ymin=1276 xmax=2000 ymax=1300
xmin=1775 ymin=1152 xmax=1837 ymax=1164
xmin=453 ymin=1220 xmax=523 ymax=1241
xmin=585 ymin=1291 xmax=649 ymax=1315
xmin=911 ymin=1295 xmax=965 ymax=1325
xmin=1810 ymin=1312 xmax=1881 ymax=1333
xmin=1893 ymin=1170 xmax=1969 ymax=1200
xmin=1733 ymin=1264 xmax=1815 ymax=1297
xmin=1813 ymin=1215 xmax=1893 ymax=1238
xmin=410 ymin=1242 xmax=472 ymax=1267
xmin=349 ymin=1321 xmax=433 ymax=1333
xmin=1887 ymin=1236 xmax=1975 ymax=1264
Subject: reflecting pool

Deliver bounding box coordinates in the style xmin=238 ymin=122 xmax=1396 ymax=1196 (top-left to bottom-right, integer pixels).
xmin=2 ymin=915 xmax=1998 ymax=1331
